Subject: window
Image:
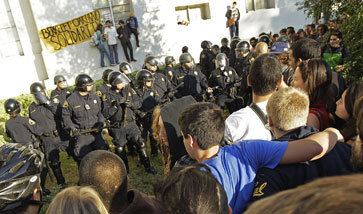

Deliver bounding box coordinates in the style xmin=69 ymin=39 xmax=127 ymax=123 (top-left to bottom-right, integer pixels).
xmin=0 ymin=0 xmax=24 ymax=58
xmin=92 ymin=0 xmax=133 ymax=26
xmin=175 ymin=3 xmax=211 ymax=25
xmin=245 ymin=0 xmax=275 ymax=11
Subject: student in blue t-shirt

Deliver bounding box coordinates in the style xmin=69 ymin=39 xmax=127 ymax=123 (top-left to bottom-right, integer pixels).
xmin=178 ymin=102 xmax=343 ymax=214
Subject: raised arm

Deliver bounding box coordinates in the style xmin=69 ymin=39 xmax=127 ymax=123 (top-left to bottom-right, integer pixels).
xmin=279 ymin=128 xmax=343 ymax=164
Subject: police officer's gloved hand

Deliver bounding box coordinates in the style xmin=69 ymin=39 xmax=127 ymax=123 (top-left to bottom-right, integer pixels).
xmin=123 ymin=100 xmax=132 ymax=108
xmin=168 ymin=91 xmax=175 ymax=98
xmin=112 ymin=100 xmax=120 ymax=108
xmin=234 ymin=81 xmax=241 ymax=87
xmin=95 ymin=122 xmax=104 ymax=132
xmin=70 ymin=128 xmax=81 ymax=137
xmin=136 ymin=110 xmax=147 ymax=119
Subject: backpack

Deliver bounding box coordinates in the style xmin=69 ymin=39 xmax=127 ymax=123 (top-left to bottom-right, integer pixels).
xmin=89 ymin=32 xmax=99 ymax=47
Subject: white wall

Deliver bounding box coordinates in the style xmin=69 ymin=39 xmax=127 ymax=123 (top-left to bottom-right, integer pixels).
xmin=0 ymin=0 xmax=311 ymax=99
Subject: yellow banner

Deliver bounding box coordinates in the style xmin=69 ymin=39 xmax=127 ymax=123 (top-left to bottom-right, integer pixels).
xmin=38 ymin=10 xmax=101 ymax=53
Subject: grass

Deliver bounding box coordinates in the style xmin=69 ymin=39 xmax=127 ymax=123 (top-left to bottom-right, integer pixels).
xmin=40 ymin=134 xmax=164 ymax=213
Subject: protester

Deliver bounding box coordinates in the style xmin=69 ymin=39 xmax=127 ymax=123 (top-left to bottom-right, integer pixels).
xmin=126 ymin=13 xmax=140 ymax=47
xmin=154 ymin=164 xmax=231 ymax=214
xmin=104 ymin=20 xmax=119 ymax=65
xmin=79 ymin=150 xmax=163 ymax=214
xmin=269 ymin=42 xmax=293 ymax=85
xmin=117 ymin=20 xmax=136 ymax=63
xmin=292 ymin=58 xmax=335 ymax=131
xmin=335 ymin=82 xmax=363 ymax=143
xmin=316 ymin=24 xmax=329 ymax=46
xmin=255 ymin=42 xmax=269 ymax=57
xmin=178 ymin=101 xmax=342 ymax=213
xmin=322 ymin=31 xmax=350 ymax=72
xmin=46 ymin=186 xmax=109 ymax=214
xmin=95 ymin=24 xmax=115 ymax=67
xmin=352 ymin=96 xmax=363 ymax=172
xmin=246 ymin=174 xmax=363 ymax=214
xmin=251 ymin=87 xmax=352 ymax=201
xmin=0 ymin=143 xmax=44 ymax=214
xmin=225 ymin=2 xmax=240 ymax=38
xmin=225 ymin=54 xmax=282 ymax=143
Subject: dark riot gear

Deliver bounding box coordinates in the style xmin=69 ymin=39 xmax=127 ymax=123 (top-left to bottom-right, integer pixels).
xmin=215 ymin=53 xmax=229 ymax=68
xmin=136 ymin=70 xmax=154 ymax=87
xmin=258 ymin=35 xmax=271 ymax=47
xmin=201 ymin=40 xmax=211 ymax=49
xmin=102 ymin=69 xmax=113 ymax=84
xmin=144 ymin=56 xmax=158 ymax=69
xmin=119 ymin=62 xmax=134 ymax=75
xmin=182 ymin=46 xmax=188 ymax=53
xmin=235 ymin=41 xmax=251 ymax=59
xmin=221 ymin=37 xmax=229 ymax=45
xmin=54 ymin=75 xmax=66 ymax=85
xmin=108 ymin=71 xmax=130 ymax=87
xmin=179 ymin=53 xmax=193 ymax=64
xmin=211 ymin=45 xmax=220 ymax=55
xmin=277 ymin=35 xmax=291 ymax=44
xmin=75 ymin=74 xmax=94 ymax=92
xmin=165 ymin=56 xmax=175 ymax=65
xmin=230 ymin=38 xmax=241 ymax=51
xmin=4 ymin=99 xmax=21 ymax=115
xmin=30 ymin=82 xmax=49 ymax=105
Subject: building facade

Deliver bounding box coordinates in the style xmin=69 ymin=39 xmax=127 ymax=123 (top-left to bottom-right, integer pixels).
xmin=0 ymin=0 xmax=311 ymax=99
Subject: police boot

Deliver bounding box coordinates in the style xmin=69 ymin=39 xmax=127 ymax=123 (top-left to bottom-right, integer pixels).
xmin=139 ymin=147 xmax=156 ymax=175
xmin=115 ymin=146 xmax=129 ymax=173
xmin=50 ymin=162 xmax=66 ymax=189
xmin=127 ymin=144 xmax=138 ymax=157
xmin=40 ymin=167 xmax=51 ymax=195
xmin=150 ymin=137 xmax=159 ymax=158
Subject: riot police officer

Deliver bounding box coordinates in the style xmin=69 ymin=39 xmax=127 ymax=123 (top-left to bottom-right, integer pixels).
xmin=135 ymin=70 xmax=161 ymax=157
xmin=221 ymin=38 xmax=230 ymax=56
xmin=199 ymin=40 xmax=214 ymax=79
xmin=208 ymin=53 xmax=240 ymax=113
xmin=229 ymin=38 xmax=241 ymax=68
xmin=103 ymin=71 xmax=156 ymax=174
xmin=144 ymin=55 xmax=174 ymax=100
xmin=164 ymin=56 xmax=177 ymax=86
xmin=258 ymin=34 xmax=272 ymax=48
xmin=29 ymin=82 xmax=67 ymax=188
xmin=234 ymin=41 xmax=255 ymax=108
xmin=96 ymin=69 xmax=113 ymax=109
xmin=62 ymin=74 xmax=108 ymax=165
xmin=211 ymin=44 xmax=220 ymax=70
xmin=50 ymin=75 xmax=72 ymax=145
xmin=4 ymin=98 xmax=50 ymax=194
xmin=174 ymin=53 xmax=212 ymax=101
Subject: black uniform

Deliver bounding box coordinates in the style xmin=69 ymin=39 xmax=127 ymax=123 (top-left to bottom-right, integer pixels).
xmin=136 ymin=86 xmax=161 ymax=156
xmin=221 ymin=46 xmax=231 ymax=56
xmin=28 ymin=102 xmax=67 ymax=186
xmin=251 ymin=126 xmax=353 ymax=202
xmin=62 ymin=91 xmax=108 ymax=164
xmin=209 ymin=66 xmax=240 ymax=113
xmin=50 ymin=88 xmax=72 ymax=143
xmin=174 ymin=67 xmax=209 ymax=101
xmin=96 ymin=83 xmax=111 ymax=110
xmin=151 ymin=72 xmax=173 ymax=100
xmin=164 ymin=66 xmax=178 ymax=87
xmin=5 ymin=115 xmax=43 ymax=144
xmin=103 ymin=87 xmax=154 ymax=172
xmin=234 ymin=51 xmax=256 ymax=108
xmin=199 ymin=50 xmax=214 ymax=79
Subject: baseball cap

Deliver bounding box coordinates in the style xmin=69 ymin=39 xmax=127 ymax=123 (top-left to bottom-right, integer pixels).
xmin=269 ymin=42 xmax=289 ymax=54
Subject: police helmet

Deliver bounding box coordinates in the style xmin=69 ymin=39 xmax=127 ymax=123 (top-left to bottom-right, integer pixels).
xmin=165 ymin=56 xmax=175 ymax=65
xmin=277 ymin=35 xmax=292 ymax=44
xmin=215 ymin=53 xmax=229 ymax=68
xmin=30 ymin=82 xmax=49 ymax=105
xmin=258 ymin=35 xmax=271 ymax=47
xmin=235 ymin=41 xmax=251 ymax=59
xmin=144 ymin=56 xmax=158 ymax=70
xmin=75 ymin=74 xmax=94 ymax=92
xmin=211 ymin=45 xmax=220 ymax=55
xmin=230 ymin=38 xmax=241 ymax=51
xmin=0 ymin=143 xmax=44 ymax=213
xmin=179 ymin=53 xmax=193 ymax=64
xmin=182 ymin=46 xmax=188 ymax=53
xmin=201 ymin=40 xmax=211 ymax=49
xmin=102 ymin=69 xmax=113 ymax=84
xmin=136 ymin=70 xmax=154 ymax=87
xmin=221 ymin=37 xmax=229 ymax=45
xmin=108 ymin=71 xmax=130 ymax=88
xmin=54 ymin=75 xmax=66 ymax=85
xmin=232 ymin=36 xmax=240 ymax=40
xmin=4 ymin=99 xmax=21 ymax=115
xmin=119 ymin=62 xmax=134 ymax=75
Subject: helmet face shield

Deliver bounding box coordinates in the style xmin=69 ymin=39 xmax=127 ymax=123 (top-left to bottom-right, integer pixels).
xmin=121 ymin=64 xmax=133 ymax=75
xmin=58 ymin=81 xmax=68 ymax=89
xmin=216 ymin=53 xmax=229 ymax=68
xmin=33 ymin=92 xmax=49 ymax=105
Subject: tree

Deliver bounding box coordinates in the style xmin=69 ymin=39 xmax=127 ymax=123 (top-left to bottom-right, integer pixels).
xmin=296 ymin=0 xmax=363 ymax=83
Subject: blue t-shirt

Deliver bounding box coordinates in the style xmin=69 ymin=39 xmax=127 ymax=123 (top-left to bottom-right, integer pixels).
xmin=203 ymin=140 xmax=288 ymax=214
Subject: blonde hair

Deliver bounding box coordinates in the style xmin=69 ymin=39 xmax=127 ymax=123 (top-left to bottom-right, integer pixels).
xmin=267 ymin=87 xmax=309 ymax=131
xmin=46 ymin=186 xmax=109 ymax=214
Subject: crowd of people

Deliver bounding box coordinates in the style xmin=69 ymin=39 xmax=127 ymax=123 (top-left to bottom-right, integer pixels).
xmin=1 ymin=18 xmax=362 ymax=214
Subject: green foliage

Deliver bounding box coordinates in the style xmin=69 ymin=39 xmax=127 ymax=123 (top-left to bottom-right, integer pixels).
xmin=296 ymin=0 xmax=363 ymax=84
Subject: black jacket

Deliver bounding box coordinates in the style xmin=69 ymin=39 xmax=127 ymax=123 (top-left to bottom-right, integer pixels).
xmin=174 ymin=67 xmax=208 ymax=100
xmin=5 ymin=115 xmax=43 ymax=144
xmin=251 ymin=126 xmax=353 ymax=202
xmin=117 ymin=26 xmax=131 ymax=43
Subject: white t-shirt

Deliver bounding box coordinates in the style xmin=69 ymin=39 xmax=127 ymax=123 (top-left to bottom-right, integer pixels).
xmin=104 ymin=26 xmax=118 ymax=45
xmin=231 ymin=7 xmax=239 ymax=19
xmin=225 ymin=100 xmax=272 ymax=143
